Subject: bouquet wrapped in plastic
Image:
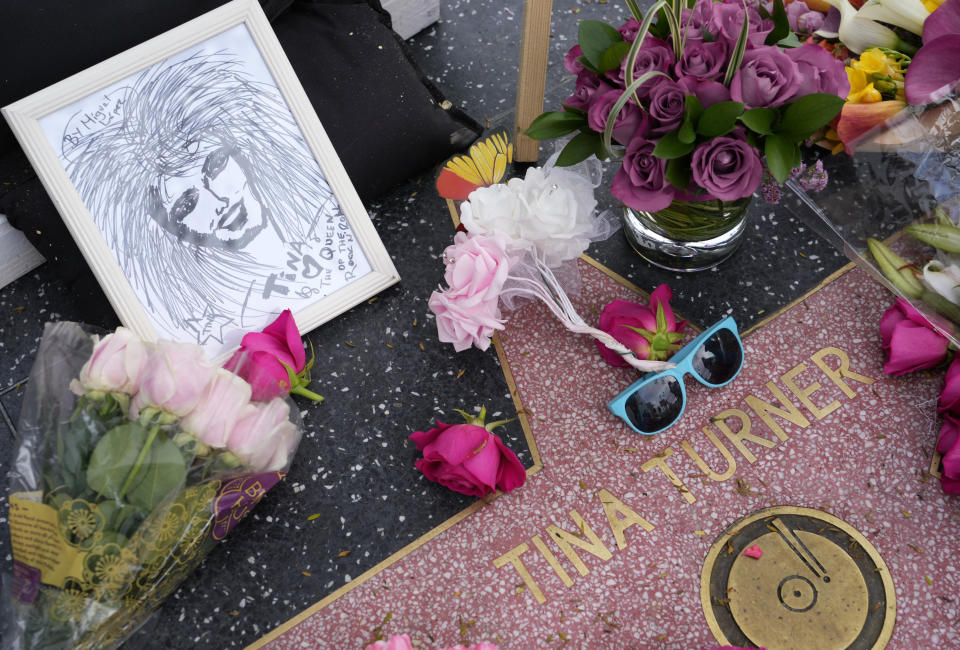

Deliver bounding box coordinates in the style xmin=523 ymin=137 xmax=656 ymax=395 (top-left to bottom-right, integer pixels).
xmin=788 ymin=91 xmax=960 ymax=347
xmin=4 ymin=310 xmax=317 ymax=649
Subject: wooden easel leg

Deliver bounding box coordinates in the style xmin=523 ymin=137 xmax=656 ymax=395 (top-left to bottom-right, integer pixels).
xmin=514 ymin=0 xmax=554 ymax=163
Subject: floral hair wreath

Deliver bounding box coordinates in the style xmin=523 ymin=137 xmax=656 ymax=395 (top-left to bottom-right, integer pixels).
xmin=430 ymin=131 xmax=674 ymax=373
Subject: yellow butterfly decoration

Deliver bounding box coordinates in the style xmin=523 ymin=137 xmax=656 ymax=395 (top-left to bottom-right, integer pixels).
xmin=436 ymin=131 xmax=513 ymax=200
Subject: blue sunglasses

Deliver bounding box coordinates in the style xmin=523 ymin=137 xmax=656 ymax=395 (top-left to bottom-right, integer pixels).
xmin=608 ymin=316 xmax=744 ymax=435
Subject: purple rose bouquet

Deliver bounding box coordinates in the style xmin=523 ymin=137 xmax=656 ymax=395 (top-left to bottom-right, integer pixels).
xmin=526 ymin=0 xmax=848 ymax=212
xmin=5 ymin=314 xmax=320 ymax=649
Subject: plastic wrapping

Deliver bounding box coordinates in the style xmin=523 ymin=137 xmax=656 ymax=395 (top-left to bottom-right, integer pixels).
xmin=3 ymin=322 xmax=303 ymax=650
xmin=788 ymin=92 xmax=960 ymax=347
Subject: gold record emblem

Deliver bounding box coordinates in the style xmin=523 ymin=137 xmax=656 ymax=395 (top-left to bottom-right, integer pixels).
xmin=700 ymin=506 xmax=896 ymax=650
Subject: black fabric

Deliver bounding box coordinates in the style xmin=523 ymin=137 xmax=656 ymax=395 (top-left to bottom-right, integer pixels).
xmin=0 ymin=0 xmax=481 ymax=289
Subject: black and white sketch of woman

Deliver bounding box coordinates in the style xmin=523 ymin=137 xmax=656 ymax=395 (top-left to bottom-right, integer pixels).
xmin=61 ymin=49 xmax=367 ymax=346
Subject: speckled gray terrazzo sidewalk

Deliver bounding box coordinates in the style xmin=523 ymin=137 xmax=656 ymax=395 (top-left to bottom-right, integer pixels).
xmin=0 ymin=0 xmax=887 ymax=647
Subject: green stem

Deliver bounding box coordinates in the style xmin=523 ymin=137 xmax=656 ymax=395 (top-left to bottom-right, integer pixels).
xmin=291 ymin=385 xmax=324 ymax=402
xmin=118 ymin=425 xmax=160 ymax=500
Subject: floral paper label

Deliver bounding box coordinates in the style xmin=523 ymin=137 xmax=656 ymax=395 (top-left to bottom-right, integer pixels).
xmin=212 ymin=472 xmax=285 ymax=541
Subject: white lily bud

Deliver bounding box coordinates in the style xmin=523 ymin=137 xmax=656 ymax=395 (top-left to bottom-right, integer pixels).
xmin=821 ymin=0 xmax=905 ymax=53
xmin=858 ymin=0 xmax=929 ymax=35
xmin=922 ymin=260 xmax=960 ymax=306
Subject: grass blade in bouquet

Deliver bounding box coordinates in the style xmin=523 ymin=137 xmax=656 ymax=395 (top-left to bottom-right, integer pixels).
xmin=5 ymin=310 xmax=319 ymax=649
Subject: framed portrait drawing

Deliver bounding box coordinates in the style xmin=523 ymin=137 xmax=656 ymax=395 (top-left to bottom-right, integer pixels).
xmin=2 ymin=0 xmax=400 ymax=358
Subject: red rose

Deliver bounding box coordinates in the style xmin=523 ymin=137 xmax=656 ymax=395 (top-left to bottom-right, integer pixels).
xmin=879 ymin=298 xmax=949 ymax=376
xmin=224 ymin=310 xmax=307 ymax=401
xmin=410 ymin=420 xmax=526 ymax=498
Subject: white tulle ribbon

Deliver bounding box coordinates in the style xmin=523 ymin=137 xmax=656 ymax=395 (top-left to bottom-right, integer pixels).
xmin=500 ymin=253 xmax=675 ymax=372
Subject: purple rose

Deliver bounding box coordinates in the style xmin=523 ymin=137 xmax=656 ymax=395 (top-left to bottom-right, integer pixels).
xmin=564 ymin=44 xmax=585 ymax=75
xmin=785 ymin=44 xmax=850 ymax=100
xmin=618 ymin=17 xmax=642 ymax=41
xmin=648 ymin=80 xmax=686 ymax=136
xmin=730 ymin=46 xmax=800 ymax=108
xmin=587 ymin=90 xmax=649 ymax=145
xmin=678 ymin=77 xmax=732 ymax=108
xmin=691 ymin=135 xmax=762 ymax=201
xmin=674 ymin=40 xmax=728 ymax=82
xmin=610 ymin=137 xmax=675 ymax=212
xmin=709 ymin=0 xmax=773 ymax=48
xmin=565 ymin=71 xmax=612 ymax=112
xmin=607 ymin=36 xmax=673 ymax=91
xmin=785 ymin=1 xmax=824 ymax=35
xmin=680 ymin=1 xmax=716 ymax=43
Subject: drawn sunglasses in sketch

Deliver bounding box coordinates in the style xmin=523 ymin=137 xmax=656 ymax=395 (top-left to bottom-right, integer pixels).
xmin=59 ymin=50 xmax=370 ymax=346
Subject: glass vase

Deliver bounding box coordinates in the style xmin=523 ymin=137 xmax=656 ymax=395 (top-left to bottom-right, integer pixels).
xmin=621 ymin=196 xmax=752 ymax=272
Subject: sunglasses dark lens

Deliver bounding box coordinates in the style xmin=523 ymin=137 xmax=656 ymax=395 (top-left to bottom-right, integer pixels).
xmin=691 ymin=328 xmax=742 ymax=385
xmin=624 ymin=376 xmax=683 ymax=433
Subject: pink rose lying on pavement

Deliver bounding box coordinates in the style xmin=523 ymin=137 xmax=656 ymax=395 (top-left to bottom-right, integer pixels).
xmin=596 ymin=284 xmax=687 ymax=367
xmin=879 ymin=298 xmax=950 ymax=376
xmin=410 ymin=407 xmax=526 ymax=498
xmin=365 ymin=635 xmax=499 ymax=650
xmin=224 ymin=309 xmax=323 ymax=402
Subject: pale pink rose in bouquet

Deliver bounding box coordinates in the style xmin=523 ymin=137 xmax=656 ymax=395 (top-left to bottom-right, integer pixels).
xmin=70 ymin=326 xmax=149 ymax=395
xmin=181 ymin=368 xmax=253 ymax=448
xmin=227 ymin=398 xmax=300 ymax=471
xmin=133 ymin=340 xmax=217 ymax=416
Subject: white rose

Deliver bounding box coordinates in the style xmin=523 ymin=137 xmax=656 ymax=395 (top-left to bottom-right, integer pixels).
xmin=459 ymin=183 xmax=529 ymax=241
xmin=511 ymin=166 xmax=597 ymax=267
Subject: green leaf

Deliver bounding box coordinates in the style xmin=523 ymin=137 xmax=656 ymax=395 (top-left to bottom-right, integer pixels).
xmin=765 ymin=134 xmax=797 ymax=183
xmin=648 ymin=9 xmax=670 ymax=39
xmin=678 ymin=94 xmax=703 ymax=144
xmin=556 ymin=131 xmax=604 ymax=166
xmin=653 ymin=131 xmax=696 ymax=159
xmin=739 ymin=107 xmax=777 ymax=135
xmin=666 ymin=156 xmax=692 ymax=190
xmin=87 ymin=423 xmax=148 ymax=500
xmin=678 ymin=118 xmax=696 ymax=144
xmin=579 ymin=21 xmax=623 ymax=69
xmin=764 ymin=0 xmax=790 ymax=46
xmin=598 ymin=41 xmax=631 ymax=74
xmin=776 ymin=93 xmax=845 ymax=138
xmin=126 ymin=437 xmax=186 ymax=512
xmin=524 ymin=111 xmax=587 ymax=140
xmin=561 ymin=104 xmax=587 ymax=117
xmin=697 ymin=101 xmax=745 ymax=138
xmin=777 ymin=31 xmax=802 ymax=48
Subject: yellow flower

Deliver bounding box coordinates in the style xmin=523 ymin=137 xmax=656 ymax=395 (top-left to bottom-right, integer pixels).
xmin=846 ymin=67 xmax=883 ymax=103
xmin=923 ymin=0 xmax=945 ymax=11
xmin=856 ymin=48 xmax=889 ymax=75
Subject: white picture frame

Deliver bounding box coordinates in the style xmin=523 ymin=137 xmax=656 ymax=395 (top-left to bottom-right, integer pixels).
xmin=2 ymin=0 xmax=399 ymax=357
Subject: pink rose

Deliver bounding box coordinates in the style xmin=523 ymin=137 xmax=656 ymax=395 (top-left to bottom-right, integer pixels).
xmin=224 ymin=309 xmax=306 ymax=402
xmin=595 ymin=285 xmax=686 ymax=366
xmin=133 ymin=341 xmax=216 ymax=416
xmin=429 ymin=233 xmax=511 ymax=352
xmin=879 ymin=298 xmax=949 ymax=376
xmin=227 ymin=398 xmax=300 ymax=471
xmin=365 ymin=635 xmax=414 ymax=650
xmin=72 ymin=327 xmax=149 ymax=395
xmin=938 ymin=412 xmax=960 ymax=456
xmin=939 ymin=357 xmax=960 ymax=414
xmin=181 ymin=368 xmax=252 ymax=448
xmin=410 ymin=421 xmax=526 ymax=498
